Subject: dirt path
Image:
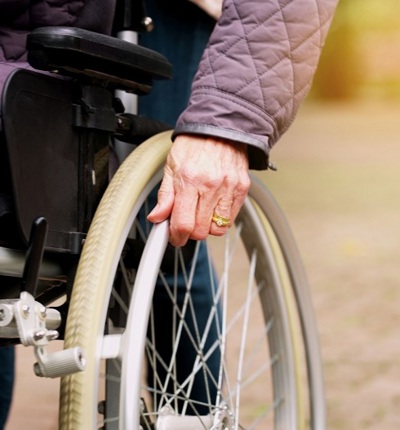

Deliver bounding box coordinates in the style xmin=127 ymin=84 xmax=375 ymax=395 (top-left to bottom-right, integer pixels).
xmin=265 ymin=101 xmax=400 ymax=429
xmin=6 ymin=100 xmax=400 ymax=429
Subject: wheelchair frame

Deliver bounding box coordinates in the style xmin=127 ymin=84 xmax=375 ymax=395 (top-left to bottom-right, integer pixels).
xmin=0 ymin=25 xmax=326 ymax=430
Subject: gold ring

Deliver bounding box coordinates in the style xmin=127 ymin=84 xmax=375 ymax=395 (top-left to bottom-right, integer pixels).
xmin=212 ymin=213 xmax=231 ymax=227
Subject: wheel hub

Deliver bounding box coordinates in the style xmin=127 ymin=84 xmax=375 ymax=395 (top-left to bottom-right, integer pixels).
xmin=154 ymin=403 xmax=235 ymax=430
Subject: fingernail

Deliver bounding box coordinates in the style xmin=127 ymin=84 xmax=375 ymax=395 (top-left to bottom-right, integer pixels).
xmin=147 ymin=203 xmax=163 ymax=221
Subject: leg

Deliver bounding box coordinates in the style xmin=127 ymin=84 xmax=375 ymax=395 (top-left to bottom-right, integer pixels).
xmin=0 ymin=346 xmax=15 ymax=429
xmin=139 ymin=0 xmax=215 ymax=125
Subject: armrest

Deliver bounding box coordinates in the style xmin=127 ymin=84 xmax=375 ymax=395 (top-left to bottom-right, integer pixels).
xmin=26 ymin=27 xmax=172 ymax=94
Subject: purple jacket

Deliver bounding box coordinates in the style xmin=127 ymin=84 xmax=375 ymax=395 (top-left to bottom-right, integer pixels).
xmin=0 ymin=0 xmax=338 ymax=169
xmin=0 ymin=0 xmax=115 ymax=61
xmin=174 ymin=0 xmax=338 ymax=168
xmin=0 ymin=0 xmax=116 ymax=107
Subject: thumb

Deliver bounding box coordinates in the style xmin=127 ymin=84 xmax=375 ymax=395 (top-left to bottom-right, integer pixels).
xmin=147 ymin=172 xmax=175 ymax=223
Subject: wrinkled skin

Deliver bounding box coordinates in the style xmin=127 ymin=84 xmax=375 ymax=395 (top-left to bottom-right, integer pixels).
xmin=147 ymin=134 xmax=250 ymax=247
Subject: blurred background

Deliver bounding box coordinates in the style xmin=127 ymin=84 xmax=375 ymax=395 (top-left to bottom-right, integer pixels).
xmin=267 ymin=1 xmax=400 ymax=428
xmin=6 ymin=0 xmax=400 ymax=429
xmin=312 ymin=0 xmax=400 ymax=101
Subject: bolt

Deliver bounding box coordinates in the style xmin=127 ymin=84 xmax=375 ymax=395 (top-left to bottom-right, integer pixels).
xmin=40 ymin=306 xmax=47 ymax=318
xmin=33 ymin=330 xmax=46 ymax=341
xmin=46 ymin=330 xmax=59 ymax=341
xmin=21 ymin=304 xmax=30 ymax=318
xmin=142 ymin=16 xmax=154 ymax=32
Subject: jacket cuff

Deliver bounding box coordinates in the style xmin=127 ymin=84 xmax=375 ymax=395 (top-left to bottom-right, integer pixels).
xmin=172 ymin=123 xmax=271 ymax=170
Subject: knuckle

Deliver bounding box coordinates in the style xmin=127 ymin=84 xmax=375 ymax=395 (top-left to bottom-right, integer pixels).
xmin=235 ymin=180 xmax=251 ymax=198
xmin=224 ymin=172 xmax=250 ymax=191
xmin=210 ymin=228 xmax=226 ymax=237
xmin=216 ymin=198 xmax=233 ymax=211
xmin=200 ymin=173 xmax=222 ymax=191
xmin=242 ymin=175 xmax=251 ymax=191
xmin=190 ymin=223 xmax=211 ymax=241
xmin=170 ymin=222 xmax=193 ymax=238
xmin=190 ymin=230 xmax=208 ymax=241
xmin=236 ymin=173 xmax=251 ymax=190
xmin=179 ymin=224 xmax=194 ymax=236
xmin=184 ymin=166 xmax=222 ymax=190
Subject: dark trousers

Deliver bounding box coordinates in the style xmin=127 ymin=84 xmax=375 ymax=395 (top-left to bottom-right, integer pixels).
xmin=0 ymin=346 xmax=15 ymax=429
xmin=139 ymin=0 xmax=215 ymax=126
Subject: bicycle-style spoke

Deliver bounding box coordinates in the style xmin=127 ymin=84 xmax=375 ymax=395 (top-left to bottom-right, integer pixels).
xmin=63 ymin=143 xmax=320 ymax=430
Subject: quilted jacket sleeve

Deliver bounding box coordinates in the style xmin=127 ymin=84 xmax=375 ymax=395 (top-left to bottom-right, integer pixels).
xmin=173 ymin=0 xmax=338 ymax=169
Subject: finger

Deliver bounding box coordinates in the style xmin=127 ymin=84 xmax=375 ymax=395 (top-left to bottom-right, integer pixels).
xmin=229 ymin=192 xmax=248 ymax=223
xmin=209 ymin=173 xmax=250 ymax=236
xmin=228 ymin=172 xmax=251 ymax=223
xmin=209 ymin=196 xmax=233 ymax=236
xmin=147 ymin=169 xmax=175 ymax=223
xmin=169 ymin=185 xmax=199 ymax=247
xmin=189 ymin=188 xmax=222 ymax=241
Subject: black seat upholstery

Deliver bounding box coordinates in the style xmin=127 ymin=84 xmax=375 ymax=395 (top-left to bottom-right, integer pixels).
xmin=2 ymin=69 xmax=91 ymax=253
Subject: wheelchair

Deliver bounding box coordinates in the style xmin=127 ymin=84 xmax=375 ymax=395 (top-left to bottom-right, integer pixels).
xmin=0 ymin=20 xmax=326 ymax=430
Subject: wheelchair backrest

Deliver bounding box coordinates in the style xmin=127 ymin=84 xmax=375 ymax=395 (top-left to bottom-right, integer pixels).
xmin=1 ymin=69 xmax=103 ymax=253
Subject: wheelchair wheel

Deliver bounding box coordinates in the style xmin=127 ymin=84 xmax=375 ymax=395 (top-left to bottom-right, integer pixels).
xmin=59 ymin=131 xmax=325 ymax=429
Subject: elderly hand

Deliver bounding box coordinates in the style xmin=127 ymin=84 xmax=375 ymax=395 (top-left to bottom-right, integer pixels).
xmin=147 ymin=134 xmax=250 ymax=247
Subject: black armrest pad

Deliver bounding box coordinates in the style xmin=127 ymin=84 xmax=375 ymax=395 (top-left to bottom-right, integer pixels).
xmin=27 ymin=27 xmax=172 ymax=92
